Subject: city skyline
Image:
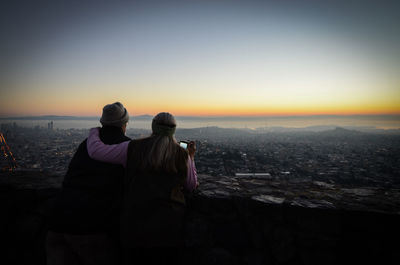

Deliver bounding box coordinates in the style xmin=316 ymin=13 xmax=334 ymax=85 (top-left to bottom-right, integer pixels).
xmin=1 ymin=0 xmax=400 ymax=117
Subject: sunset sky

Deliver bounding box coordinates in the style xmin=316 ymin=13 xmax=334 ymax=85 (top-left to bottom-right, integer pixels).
xmin=1 ymin=0 xmax=399 ymax=117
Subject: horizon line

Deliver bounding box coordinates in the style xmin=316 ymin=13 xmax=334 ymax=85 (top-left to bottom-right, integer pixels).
xmin=1 ymin=113 xmax=400 ymax=120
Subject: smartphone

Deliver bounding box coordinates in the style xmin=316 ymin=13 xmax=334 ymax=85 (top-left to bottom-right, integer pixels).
xmin=179 ymin=141 xmax=188 ymax=149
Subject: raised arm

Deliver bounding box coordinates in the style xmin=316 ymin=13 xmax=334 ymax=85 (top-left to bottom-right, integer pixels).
xmin=86 ymin=127 xmax=129 ymax=167
xmin=185 ymin=157 xmax=198 ymax=192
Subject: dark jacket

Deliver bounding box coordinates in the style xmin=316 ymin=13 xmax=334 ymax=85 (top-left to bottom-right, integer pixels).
xmin=120 ymin=138 xmax=188 ymax=248
xmin=48 ymin=126 xmax=130 ymax=234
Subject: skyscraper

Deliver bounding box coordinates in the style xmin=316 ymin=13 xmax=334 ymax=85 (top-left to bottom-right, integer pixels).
xmin=48 ymin=121 xmax=54 ymax=130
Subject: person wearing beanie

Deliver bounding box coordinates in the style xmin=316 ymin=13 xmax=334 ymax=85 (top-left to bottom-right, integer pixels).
xmin=100 ymin=102 xmax=129 ymax=129
xmin=46 ymin=102 xmax=131 ymax=265
xmin=85 ymin=112 xmax=199 ymax=265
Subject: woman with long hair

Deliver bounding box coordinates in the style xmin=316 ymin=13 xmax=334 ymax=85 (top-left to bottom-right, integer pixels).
xmin=86 ymin=112 xmax=198 ymax=265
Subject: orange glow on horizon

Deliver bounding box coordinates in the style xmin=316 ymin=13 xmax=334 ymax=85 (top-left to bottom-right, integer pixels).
xmin=124 ymin=100 xmax=400 ymax=117
xmin=1 ymin=84 xmax=399 ymax=117
xmin=2 ymin=105 xmax=399 ymax=117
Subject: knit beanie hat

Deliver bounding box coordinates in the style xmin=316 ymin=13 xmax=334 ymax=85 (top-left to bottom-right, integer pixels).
xmin=100 ymin=102 xmax=129 ymax=127
xmin=151 ymin=112 xmax=176 ymax=137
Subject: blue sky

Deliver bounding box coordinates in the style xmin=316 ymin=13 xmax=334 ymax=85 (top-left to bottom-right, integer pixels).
xmin=1 ymin=0 xmax=399 ymax=116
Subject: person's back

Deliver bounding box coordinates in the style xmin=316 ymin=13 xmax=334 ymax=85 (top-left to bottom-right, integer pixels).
xmin=121 ymin=136 xmax=188 ymax=248
xmin=49 ymin=126 xmax=130 ymax=234
xmin=46 ymin=102 xmax=130 ymax=265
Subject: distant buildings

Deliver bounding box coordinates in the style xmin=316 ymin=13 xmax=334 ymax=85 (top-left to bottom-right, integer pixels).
xmin=1 ymin=125 xmax=399 ymax=190
xmin=48 ymin=121 xmax=54 ymax=130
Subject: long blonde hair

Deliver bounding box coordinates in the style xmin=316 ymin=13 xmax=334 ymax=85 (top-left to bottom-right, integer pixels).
xmin=141 ymin=112 xmax=187 ymax=174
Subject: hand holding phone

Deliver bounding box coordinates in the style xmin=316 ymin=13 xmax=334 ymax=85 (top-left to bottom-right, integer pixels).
xmin=179 ymin=140 xmax=196 ymax=159
xmin=179 ymin=141 xmax=188 ymax=149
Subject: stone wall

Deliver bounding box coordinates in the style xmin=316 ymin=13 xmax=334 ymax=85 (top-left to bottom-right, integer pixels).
xmin=183 ymin=193 xmax=400 ymax=265
xmin=1 ymin=173 xmax=400 ymax=265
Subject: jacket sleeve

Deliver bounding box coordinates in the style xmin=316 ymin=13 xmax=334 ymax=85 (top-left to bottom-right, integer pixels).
xmin=86 ymin=127 xmax=129 ymax=167
xmin=185 ymin=158 xmax=198 ymax=192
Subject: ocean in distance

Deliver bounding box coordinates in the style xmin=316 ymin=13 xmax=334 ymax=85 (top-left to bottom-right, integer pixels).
xmin=1 ymin=115 xmax=400 ymax=131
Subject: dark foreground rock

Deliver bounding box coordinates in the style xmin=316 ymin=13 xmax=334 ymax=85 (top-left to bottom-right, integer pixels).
xmin=1 ymin=171 xmax=400 ymax=265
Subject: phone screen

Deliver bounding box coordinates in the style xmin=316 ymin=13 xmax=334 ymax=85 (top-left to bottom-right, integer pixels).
xmin=179 ymin=142 xmax=188 ymax=149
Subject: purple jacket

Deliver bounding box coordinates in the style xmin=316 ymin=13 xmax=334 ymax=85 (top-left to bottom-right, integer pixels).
xmin=87 ymin=128 xmax=198 ymax=192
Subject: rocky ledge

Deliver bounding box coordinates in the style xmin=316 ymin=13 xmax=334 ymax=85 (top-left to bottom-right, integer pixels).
xmin=1 ymin=171 xmax=400 ymax=265
xmin=195 ymin=174 xmax=400 ymax=214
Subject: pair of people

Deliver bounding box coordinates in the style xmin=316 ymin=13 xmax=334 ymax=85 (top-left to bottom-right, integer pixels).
xmin=47 ymin=102 xmax=198 ymax=265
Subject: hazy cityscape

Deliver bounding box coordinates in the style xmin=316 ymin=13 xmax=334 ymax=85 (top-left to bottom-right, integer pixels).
xmin=0 ymin=120 xmax=400 ymax=215
xmin=1 ymin=121 xmax=399 ymax=189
